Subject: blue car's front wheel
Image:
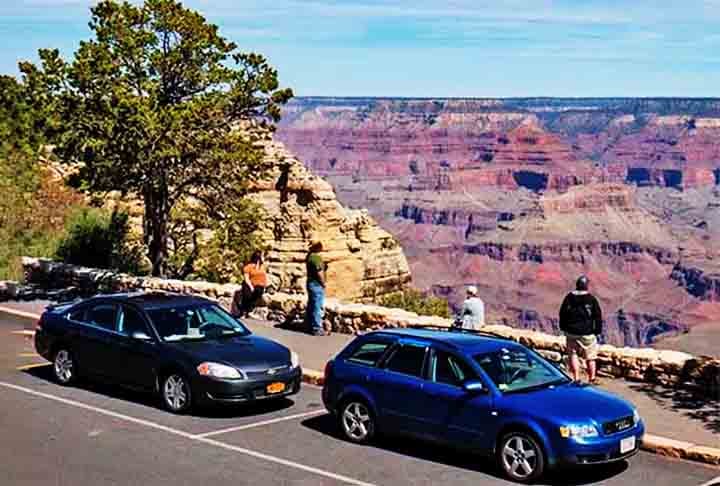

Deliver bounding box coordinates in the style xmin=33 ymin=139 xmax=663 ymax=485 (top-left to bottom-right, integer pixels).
xmin=497 ymin=431 xmax=545 ymax=483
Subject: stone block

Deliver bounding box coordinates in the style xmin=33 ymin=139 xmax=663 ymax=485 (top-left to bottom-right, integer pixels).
xmin=641 ymin=434 xmax=695 ymax=459
xmin=685 ymin=446 xmax=720 ymax=465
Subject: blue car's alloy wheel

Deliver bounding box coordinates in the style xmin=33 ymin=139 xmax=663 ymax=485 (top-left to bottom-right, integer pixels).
xmin=340 ymin=400 xmax=375 ymax=444
xmin=498 ymin=432 xmax=545 ymax=483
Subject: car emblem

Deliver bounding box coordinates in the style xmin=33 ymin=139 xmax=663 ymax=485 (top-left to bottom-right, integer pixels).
xmin=267 ymin=368 xmax=277 ymax=375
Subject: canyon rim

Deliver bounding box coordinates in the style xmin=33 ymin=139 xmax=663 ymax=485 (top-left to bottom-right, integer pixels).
xmin=277 ymin=97 xmax=720 ymax=354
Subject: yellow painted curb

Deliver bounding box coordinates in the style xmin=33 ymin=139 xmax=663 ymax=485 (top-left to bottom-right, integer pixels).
xmin=10 ymin=330 xmax=35 ymax=337
xmin=0 ymin=306 xmax=41 ymax=320
xmin=16 ymin=362 xmax=50 ymax=371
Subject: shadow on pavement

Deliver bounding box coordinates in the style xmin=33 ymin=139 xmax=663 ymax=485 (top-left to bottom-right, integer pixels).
xmin=628 ymin=382 xmax=720 ymax=435
xmin=23 ymin=365 xmax=296 ymax=419
xmin=301 ymin=415 xmax=629 ymax=485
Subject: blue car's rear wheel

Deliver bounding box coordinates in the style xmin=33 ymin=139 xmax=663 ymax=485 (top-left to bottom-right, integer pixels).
xmin=339 ymin=399 xmax=375 ymax=444
xmin=498 ymin=431 xmax=545 ymax=483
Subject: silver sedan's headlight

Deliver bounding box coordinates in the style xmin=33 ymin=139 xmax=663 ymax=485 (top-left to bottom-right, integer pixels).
xmin=560 ymin=424 xmax=599 ymax=439
xmin=197 ymin=362 xmax=243 ymax=379
xmin=291 ymin=351 xmax=300 ymax=369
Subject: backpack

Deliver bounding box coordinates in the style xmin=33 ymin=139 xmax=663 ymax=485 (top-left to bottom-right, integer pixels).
xmin=562 ymin=294 xmax=595 ymax=335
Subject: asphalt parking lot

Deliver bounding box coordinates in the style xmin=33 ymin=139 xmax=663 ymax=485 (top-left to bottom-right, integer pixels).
xmin=1 ymin=313 xmax=719 ymax=486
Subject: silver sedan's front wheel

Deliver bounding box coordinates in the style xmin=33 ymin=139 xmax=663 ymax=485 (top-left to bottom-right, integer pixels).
xmin=340 ymin=400 xmax=375 ymax=444
xmin=162 ymin=374 xmax=192 ymax=414
xmin=498 ymin=432 xmax=545 ymax=483
xmin=53 ymin=349 xmax=76 ymax=385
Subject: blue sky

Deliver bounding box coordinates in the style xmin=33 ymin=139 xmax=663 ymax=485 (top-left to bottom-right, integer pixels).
xmin=1 ymin=0 xmax=719 ymax=97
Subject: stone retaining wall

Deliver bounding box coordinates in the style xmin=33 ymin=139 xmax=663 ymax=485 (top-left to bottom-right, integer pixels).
xmin=0 ymin=281 xmax=17 ymax=300
xmin=21 ymin=257 xmax=720 ymax=399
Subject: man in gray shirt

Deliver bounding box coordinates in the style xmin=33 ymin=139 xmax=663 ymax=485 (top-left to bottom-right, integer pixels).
xmin=454 ymin=286 xmax=485 ymax=330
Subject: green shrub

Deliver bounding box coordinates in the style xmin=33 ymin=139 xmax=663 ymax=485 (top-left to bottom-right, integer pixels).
xmin=377 ymin=289 xmax=451 ymax=319
xmin=56 ymin=208 xmax=144 ymax=274
xmin=195 ymin=200 xmax=266 ymax=283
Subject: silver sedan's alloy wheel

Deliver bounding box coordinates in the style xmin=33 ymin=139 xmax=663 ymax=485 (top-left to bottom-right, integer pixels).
xmin=163 ymin=374 xmax=190 ymax=413
xmin=500 ymin=434 xmax=541 ymax=481
xmin=341 ymin=401 xmax=373 ymax=442
xmin=53 ymin=350 xmax=74 ymax=384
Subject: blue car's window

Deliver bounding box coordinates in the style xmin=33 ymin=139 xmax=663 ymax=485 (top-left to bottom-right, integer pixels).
xmin=347 ymin=342 xmax=391 ymax=366
xmin=385 ymin=344 xmax=426 ymax=378
xmin=87 ymin=304 xmax=118 ymax=331
xmin=474 ymin=348 xmax=567 ymax=393
xmin=430 ymin=351 xmax=475 ymax=386
xmin=148 ymin=304 xmax=250 ymax=342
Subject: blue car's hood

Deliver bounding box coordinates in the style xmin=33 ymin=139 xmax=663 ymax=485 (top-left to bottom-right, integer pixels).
xmin=500 ymin=382 xmax=635 ymax=424
xmin=165 ymin=334 xmax=291 ymax=371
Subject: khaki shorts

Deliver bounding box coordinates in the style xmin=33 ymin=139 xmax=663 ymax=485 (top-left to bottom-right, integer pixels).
xmin=565 ymin=334 xmax=599 ymax=360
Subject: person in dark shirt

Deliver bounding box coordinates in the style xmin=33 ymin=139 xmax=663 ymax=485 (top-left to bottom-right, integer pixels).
xmin=305 ymin=238 xmax=327 ymax=336
xmin=559 ymin=275 xmax=603 ymax=384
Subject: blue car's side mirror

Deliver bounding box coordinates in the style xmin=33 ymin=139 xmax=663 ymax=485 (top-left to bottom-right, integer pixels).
xmin=463 ymin=380 xmax=486 ymax=394
xmin=131 ymin=331 xmax=152 ymax=341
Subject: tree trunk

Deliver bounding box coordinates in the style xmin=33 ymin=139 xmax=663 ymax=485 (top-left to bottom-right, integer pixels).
xmin=144 ymin=186 xmax=169 ymax=277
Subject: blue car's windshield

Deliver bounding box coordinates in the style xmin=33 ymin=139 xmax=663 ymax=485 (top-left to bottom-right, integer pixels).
xmin=474 ymin=347 xmax=569 ymax=393
xmin=148 ymin=304 xmax=250 ymax=342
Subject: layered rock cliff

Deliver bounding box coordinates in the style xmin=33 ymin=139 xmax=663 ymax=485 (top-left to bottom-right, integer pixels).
xmin=249 ymin=139 xmax=411 ymax=301
xmin=40 ymin=135 xmax=412 ymax=302
xmin=278 ymin=97 xmax=720 ymax=192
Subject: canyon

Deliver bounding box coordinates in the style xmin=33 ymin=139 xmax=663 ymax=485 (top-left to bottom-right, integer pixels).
xmin=277 ymin=97 xmax=720 ymax=353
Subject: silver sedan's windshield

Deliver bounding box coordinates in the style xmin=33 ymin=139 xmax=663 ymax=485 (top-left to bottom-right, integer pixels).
xmin=474 ymin=347 xmax=569 ymax=393
xmin=148 ymin=304 xmax=250 ymax=342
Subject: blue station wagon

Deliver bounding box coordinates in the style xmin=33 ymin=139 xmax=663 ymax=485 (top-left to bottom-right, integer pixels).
xmin=322 ymin=328 xmax=644 ymax=482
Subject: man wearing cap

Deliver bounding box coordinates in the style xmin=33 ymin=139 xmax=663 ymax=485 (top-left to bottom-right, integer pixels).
xmin=559 ymin=276 xmax=603 ymax=383
xmin=305 ymin=238 xmax=327 ymax=336
xmin=454 ymin=285 xmax=485 ymax=330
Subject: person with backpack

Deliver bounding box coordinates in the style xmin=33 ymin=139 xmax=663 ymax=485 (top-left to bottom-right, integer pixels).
xmin=559 ymin=275 xmax=603 ymax=384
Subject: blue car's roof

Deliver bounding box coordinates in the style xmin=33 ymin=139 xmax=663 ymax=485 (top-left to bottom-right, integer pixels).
xmin=366 ymin=328 xmax=521 ymax=354
xmin=78 ymin=292 xmax=213 ymax=311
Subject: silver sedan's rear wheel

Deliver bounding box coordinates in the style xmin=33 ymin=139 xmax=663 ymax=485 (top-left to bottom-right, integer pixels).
xmin=53 ymin=349 xmax=76 ymax=385
xmin=340 ymin=400 xmax=375 ymax=444
xmin=498 ymin=432 xmax=545 ymax=482
xmin=162 ymin=374 xmax=192 ymax=414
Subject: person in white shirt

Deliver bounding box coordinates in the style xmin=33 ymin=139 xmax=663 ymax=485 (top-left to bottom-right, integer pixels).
xmin=454 ymin=286 xmax=485 ymax=330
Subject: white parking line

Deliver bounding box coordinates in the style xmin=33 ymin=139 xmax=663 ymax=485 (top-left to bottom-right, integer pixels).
xmin=195 ymin=409 xmax=326 ymax=438
xmin=697 ymin=476 xmax=720 ymax=486
xmin=0 ymin=381 xmax=376 ymax=486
